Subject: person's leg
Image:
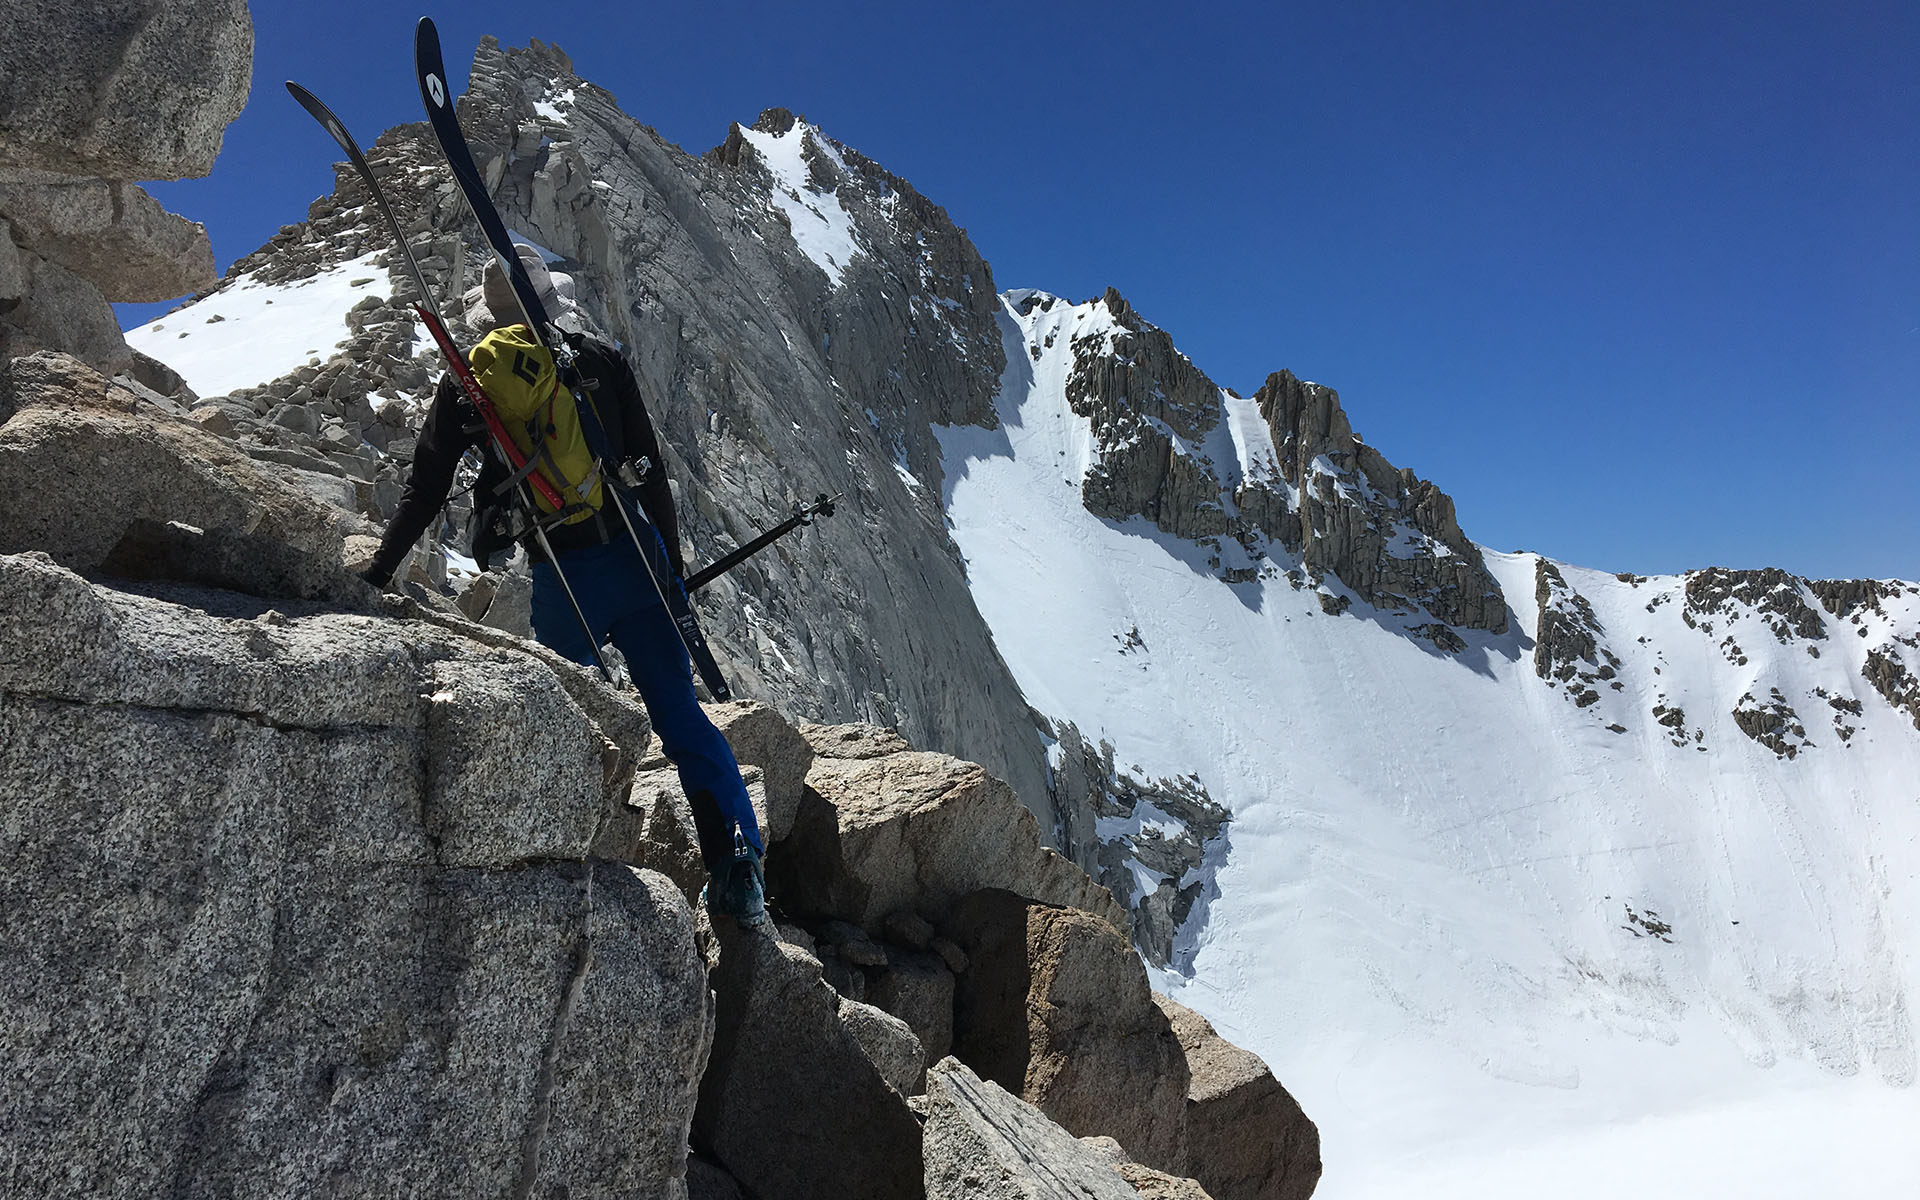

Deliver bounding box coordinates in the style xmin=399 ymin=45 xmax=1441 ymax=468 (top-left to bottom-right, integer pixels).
xmin=600 ymin=528 xmax=764 ymax=872
xmin=533 ymin=520 xmax=765 ymax=925
xmin=528 ymin=547 xmax=616 ymax=668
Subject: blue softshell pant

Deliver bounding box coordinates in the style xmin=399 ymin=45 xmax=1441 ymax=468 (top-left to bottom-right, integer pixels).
xmin=528 ymin=515 xmax=763 ymax=871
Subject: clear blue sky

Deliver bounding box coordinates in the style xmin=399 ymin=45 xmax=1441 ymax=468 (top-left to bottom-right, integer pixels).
xmin=124 ymin=1 xmax=1917 ymax=581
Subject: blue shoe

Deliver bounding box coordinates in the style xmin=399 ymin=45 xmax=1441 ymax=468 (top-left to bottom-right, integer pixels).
xmin=702 ymin=823 xmax=769 ymax=928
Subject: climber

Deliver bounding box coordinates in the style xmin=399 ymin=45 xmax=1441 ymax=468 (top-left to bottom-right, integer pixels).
xmin=361 ymin=245 xmax=768 ymax=927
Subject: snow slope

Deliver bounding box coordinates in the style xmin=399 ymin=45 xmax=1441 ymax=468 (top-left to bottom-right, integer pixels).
xmin=125 ymin=252 xmax=389 ymax=398
xmin=935 ymin=293 xmax=1920 ymax=1197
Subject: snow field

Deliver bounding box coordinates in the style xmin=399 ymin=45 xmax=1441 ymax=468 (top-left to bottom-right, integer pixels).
xmin=936 ymin=291 xmax=1920 ymax=1197
xmin=1338 ymin=1073 xmax=1920 ymax=1198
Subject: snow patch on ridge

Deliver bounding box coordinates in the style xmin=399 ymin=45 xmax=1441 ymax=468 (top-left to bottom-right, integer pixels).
xmin=125 ymin=251 xmax=387 ymax=398
xmin=533 ymin=87 xmax=575 ymax=121
xmin=735 ymin=122 xmax=863 ymax=287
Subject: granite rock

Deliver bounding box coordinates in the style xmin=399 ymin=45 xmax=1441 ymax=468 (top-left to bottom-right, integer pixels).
xmin=922 ymin=1058 xmax=1142 ymax=1200
xmin=0 ymin=0 xmax=253 ymax=180
xmin=946 ymin=889 xmax=1189 ymax=1174
xmin=0 ymin=353 xmax=351 ymax=582
xmin=0 ymin=553 xmax=711 ymax=1199
xmin=1154 ymin=995 xmax=1321 ymax=1200
xmin=0 ymin=255 xmax=131 ymax=372
xmin=0 ymin=170 xmax=215 ymax=301
xmin=838 ymin=995 xmax=927 ymax=1096
xmin=771 ymin=731 xmax=1128 ymax=936
xmin=704 ymin=699 xmax=815 ymax=842
xmin=695 ymin=923 xmax=923 ymax=1200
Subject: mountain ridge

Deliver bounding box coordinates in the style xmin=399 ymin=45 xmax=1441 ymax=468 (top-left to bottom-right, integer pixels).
xmin=106 ymin=32 xmax=1920 ymax=1195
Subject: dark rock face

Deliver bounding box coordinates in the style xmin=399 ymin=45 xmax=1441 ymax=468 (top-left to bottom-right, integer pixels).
xmin=0 ymin=251 xmax=134 ymax=372
xmin=1679 ymin=568 xmax=1829 ymax=672
xmin=1664 ymin=568 xmax=1920 ymax=749
xmin=1801 ymin=579 xmax=1920 ymax=733
xmin=100 ymin=516 xmax=357 ymax=603
xmin=945 ymin=889 xmax=1190 ymax=1174
xmin=1533 ymin=558 xmax=1620 ymax=709
xmin=1685 ymin=567 xmax=1827 ymax=645
xmin=1651 ymin=702 xmax=1700 ymax=749
xmin=1253 ymin=369 xmax=1507 ymax=634
xmin=1046 ymin=718 xmax=1229 ymax=967
xmin=1864 ymin=644 xmax=1920 ymax=733
xmin=1809 ymin=577 xmax=1906 ymax=622
xmin=1731 ymin=687 xmax=1812 ymax=758
xmin=728 ymin=107 xmax=1007 ymax=432
xmin=1156 ymin=996 xmax=1322 ymax=1200
xmin=872 ymin=946 xmax=957 ymax=1063
xmin=695 ymin=925 xmax=925 ymax=1200
xmin=1023 ymin=288 xmax=1508 ymax=637
xmin=1067 ymin=287 xmax=1236 ymax=544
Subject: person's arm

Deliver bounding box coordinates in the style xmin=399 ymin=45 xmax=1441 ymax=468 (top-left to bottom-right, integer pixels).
xmin=601 ymin=353 xmax=685 ymax=579
xmin=365 ymin=376 xmax=477 ymax=586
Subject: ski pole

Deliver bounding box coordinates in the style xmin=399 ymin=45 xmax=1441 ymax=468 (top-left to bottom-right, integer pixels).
xmin=684 ymin=493 xmax=841 ymax=593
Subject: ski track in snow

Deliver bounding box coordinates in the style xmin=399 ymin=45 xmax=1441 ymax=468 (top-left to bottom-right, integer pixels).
xmin=125 ymin=252 xmax=388 ymax=398
xmin=936 ymin=292 xmax=1920 ymax=1198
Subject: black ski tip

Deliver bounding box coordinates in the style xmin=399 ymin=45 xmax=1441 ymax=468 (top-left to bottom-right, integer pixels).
xmin=415 ymin=16 xmax=450 ymax=112
xmin=286 ymin=80 xmax=355 ymax=154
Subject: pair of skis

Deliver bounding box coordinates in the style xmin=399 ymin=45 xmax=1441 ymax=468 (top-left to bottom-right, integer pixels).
xmin=290 ymin=19 xmax=769 ymax=698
